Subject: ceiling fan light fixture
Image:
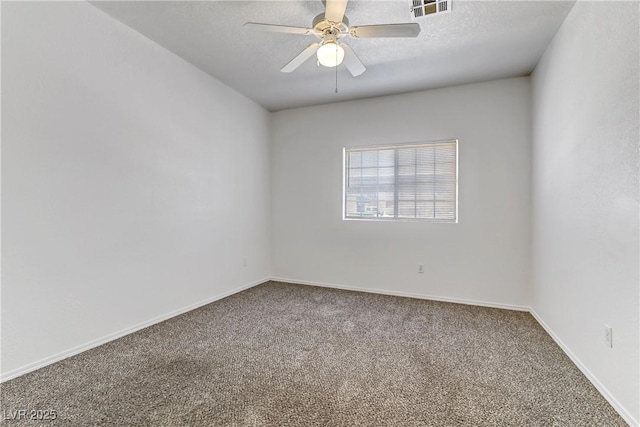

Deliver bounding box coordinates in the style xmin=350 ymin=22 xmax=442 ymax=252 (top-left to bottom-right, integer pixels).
xmin=317 ymin=42 xmax=345 ymax=67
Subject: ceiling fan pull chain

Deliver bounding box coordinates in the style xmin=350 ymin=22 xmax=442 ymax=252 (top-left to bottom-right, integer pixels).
xmin=335 ymin=43 xmax=339 ymax=94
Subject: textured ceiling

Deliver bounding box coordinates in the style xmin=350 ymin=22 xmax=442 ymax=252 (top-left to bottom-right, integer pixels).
xmin=90 ymin=1 xmax=575 ymax=111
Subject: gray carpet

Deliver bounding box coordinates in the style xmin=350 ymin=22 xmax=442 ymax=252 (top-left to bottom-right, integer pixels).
xmin=0 ymin=281 xmax=626 ymax=426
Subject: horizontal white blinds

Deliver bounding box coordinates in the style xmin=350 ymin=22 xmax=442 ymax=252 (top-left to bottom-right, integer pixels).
xmin=345 ymin=141 xmax=457 ymax=221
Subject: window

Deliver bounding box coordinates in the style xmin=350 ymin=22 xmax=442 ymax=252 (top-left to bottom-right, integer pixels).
xmin=343 ymin=140 xmax=458 ymax=222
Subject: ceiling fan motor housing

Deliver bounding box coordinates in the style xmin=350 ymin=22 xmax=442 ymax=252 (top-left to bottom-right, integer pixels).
xmin=312 ymin=13 xmax=350 ymax=34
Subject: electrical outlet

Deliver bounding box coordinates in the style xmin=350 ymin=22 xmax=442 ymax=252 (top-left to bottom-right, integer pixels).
xmin=243 ymin=258 xmax=247 ymax=267
xmin=418 ymin=264 xmax=424 ymax=274
xmin=604 ymin=325 xmax=613 ymax=348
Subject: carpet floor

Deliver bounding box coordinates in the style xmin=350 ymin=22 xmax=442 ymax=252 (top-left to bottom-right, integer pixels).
xmin=0 ymin=281 xmax=626 ymax=426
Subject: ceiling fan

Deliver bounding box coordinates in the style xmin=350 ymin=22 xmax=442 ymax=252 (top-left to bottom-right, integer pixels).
xmin=244 ymin=0 xmax=421 ymax=76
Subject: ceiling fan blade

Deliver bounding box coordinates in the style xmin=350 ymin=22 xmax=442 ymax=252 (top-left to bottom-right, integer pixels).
xmin=244 ymin=22 xmax=313 ymax=35
xmin=341 ymin=43 xmax=366 ymax=77
xmin=349 ymin=23 xmax=421 ymax=38
xmin=325 ymin=0 xmax=348 ymax=23
xmin=281 ymin=43 xmax=320 ymax=73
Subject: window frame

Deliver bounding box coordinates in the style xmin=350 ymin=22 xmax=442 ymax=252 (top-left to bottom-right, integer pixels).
xmin=342 ymin=139 xmax=459 ymax=223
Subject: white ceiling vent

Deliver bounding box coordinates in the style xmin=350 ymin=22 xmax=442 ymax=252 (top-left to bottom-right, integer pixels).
xmin=411 ymin=0 xmax=451 ymax=19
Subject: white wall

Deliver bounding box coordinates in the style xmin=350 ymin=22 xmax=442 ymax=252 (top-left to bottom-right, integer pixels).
xmin=271 ymin=78 xmax=531 ymax=308
xmin=1 ymin=2 xmax=270 ymax=378
xmin=531 ymin=1 xmax=639 ymax=424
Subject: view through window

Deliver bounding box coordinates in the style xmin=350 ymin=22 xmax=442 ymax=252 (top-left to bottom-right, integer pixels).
xmin=344 ymin=140 xmax=458 ymax=221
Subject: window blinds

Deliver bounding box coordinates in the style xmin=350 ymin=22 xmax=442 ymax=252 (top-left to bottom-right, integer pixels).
xmin=344 ymin=140 xmax=457 ymax=221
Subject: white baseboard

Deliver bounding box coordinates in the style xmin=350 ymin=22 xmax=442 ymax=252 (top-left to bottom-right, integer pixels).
xmin=270 ymin=277 xmax=530 ymax=312
xmin=529 ymin=310 xmax=637 ymax=427
xmin=0 ymin=277 xmax=270 ymax=383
